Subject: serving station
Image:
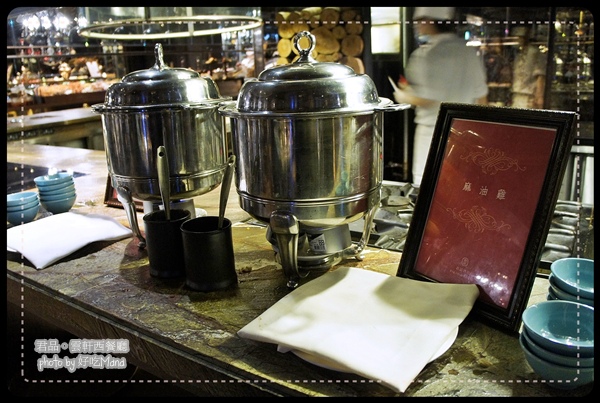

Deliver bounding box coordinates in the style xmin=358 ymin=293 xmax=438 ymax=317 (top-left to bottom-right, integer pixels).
xmin=6 ymin=143 xmax=592 ymax=397
xmin=6 ymin=12 xmax=594 ymax=395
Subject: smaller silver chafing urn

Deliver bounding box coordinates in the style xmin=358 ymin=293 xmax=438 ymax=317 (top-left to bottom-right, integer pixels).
xmin=93 ymin=43 xmax=231 ymax=246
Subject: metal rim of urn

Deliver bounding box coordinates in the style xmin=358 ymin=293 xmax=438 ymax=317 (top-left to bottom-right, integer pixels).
xmin=236 ymin=187 xmax=381 ymax=229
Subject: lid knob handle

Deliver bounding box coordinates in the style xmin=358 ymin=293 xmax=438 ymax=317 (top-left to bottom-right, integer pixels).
xmin=152 ymin=43 xmax=167 ymax=71
xmin=293 ymin=31 xmax=316 ymax=63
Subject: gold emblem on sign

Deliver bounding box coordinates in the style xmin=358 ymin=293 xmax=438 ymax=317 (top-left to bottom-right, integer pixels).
xmin=446 ymin=205 xmax=511 ymax=233
xmin=450 ymin=127 xmax=526 ymax=175
xmin=461 ymin=148 xmax=525 ymax=175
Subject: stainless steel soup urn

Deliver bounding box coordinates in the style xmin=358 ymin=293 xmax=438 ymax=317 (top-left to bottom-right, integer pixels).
xmin=219 ymin=31 xmax=408 ymax=288
xmin=93 ymin=43 xmax=231 ymax=246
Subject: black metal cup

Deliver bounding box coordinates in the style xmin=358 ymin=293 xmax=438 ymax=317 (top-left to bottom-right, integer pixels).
xmin=143 ymin=208 xmax=191 ymax=278
xmin=180 ymin=216 xmax=237 ymax=292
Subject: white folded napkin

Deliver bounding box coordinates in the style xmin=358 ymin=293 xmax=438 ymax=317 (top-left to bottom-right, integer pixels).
xmin=7 ymin=211 xmax=132 ymax=269
xmin=238 ymin=266 xmax=479 ymax=393
xmin=280 ymin=326 xmax=459 ymax=373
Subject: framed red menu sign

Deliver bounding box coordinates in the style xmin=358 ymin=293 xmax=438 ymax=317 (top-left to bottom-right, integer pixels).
xmin=397 ymin=104 xmax=576 ymax=333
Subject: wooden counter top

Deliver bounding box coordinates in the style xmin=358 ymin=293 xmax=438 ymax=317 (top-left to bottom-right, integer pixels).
xmin=6 ymin=144 xmax=592 ymax=397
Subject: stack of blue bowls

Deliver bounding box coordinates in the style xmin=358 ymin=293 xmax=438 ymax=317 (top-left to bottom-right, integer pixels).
xmin=547 ymin=257 xmax=594 ymax=307
xmin=520 ymin=300 xmax=594 ymax=390
xmin=34 ymin=172 xmax=77 ymax=214
xmin=7 ymin=191 xmax=40 ymax=225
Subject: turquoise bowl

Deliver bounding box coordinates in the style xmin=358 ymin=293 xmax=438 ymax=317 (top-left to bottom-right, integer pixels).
xmin=521 ymin=328 xmax=594 ymax=368
xmin=520 ymin=332 xmax=594 ymax=390
xmin=35 ymin=178 xmax=75 ymax=192
xmin=7 ymin=197 xmax=39 ymax=212
xmin=550 ymin=258 xmax=594 ymax=299
xmin=548 ymin=275 xmax=594 ymax=307
xmin=7 ymin=191 xmax=38 ymax=207
xmin=39 ymin=190 xmax=76 ymax=201
xmin=521 ymin=300 xmax=594 ymax=357
xmin=34 ymin=172 xmax=74 ymax=187
xmin=40 ymin=194 xmax=76 ymax=214
xmin=37 ymin=182 xmax=76 ymax=196
xmin=7 ymin=202 xmax=39 ymax=225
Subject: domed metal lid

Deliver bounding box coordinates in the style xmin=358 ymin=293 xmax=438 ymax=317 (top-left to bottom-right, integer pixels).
xmin=235 ymin=31 xmax=390 ymax=114
xmin=97 ymin=43 xmax=229 ymax=109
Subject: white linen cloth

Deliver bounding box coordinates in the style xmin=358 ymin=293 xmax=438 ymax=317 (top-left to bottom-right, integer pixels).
xmin=7 ymin=211 xmax=132 ymax=269
xmin=238 ymin=266 xmax=479 ymax=393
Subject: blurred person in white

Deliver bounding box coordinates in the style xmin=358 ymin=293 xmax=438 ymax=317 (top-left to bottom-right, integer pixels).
xmin=510 ymin=26 xmax=547 ymax=109
xmin=393 ymin=7 xmax=488 ymax=187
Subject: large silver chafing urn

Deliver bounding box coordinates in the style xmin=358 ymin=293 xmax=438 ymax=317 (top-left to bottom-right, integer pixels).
xmin=219 ymin=31 xmax=409 ymax=288
xmin=93 ymin=43 xmax=230 ymax=247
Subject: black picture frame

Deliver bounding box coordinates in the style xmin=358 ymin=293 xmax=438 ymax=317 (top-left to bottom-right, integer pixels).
xmin=397 ymin=103 xmax=577 ymax=333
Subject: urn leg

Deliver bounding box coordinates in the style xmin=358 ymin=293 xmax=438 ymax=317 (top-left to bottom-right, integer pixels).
xmin=270 ymin=210 xmax=307 ymax=289
xmin=116 ymin=185 xmax=146 ymax=248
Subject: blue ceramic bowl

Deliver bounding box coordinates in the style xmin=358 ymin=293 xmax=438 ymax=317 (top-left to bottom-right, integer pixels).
xmin=35 ymin=178 xmax=75 ymax=192
xmin=550 ymin=258 xmax=594 ymax=299
xmin=40 ymin=194 xmax=76 ymax=214
xmin=521 ymin=300 xmax=594 ymax=358
xmin=39 ymin=190 xmax=76 ymax=201
xmin=7 ymin=197 xmax=40 ymax=212
xmin=37 ymin=182 xmax=76 ymax=196
xmin=7 ymin=202 xmax=39 ymax=225
xmin=34 ymin=172 xmax=74 ymax=187
xmin=519 ymin=332 xmax=594 ymax=390
xmin=521 ymin=328 xmax=594 ymax=368
xmin=7 ymin=191 xmax=38 ymax=207
xmin=548 ymin=275 xmax=594 ymax=307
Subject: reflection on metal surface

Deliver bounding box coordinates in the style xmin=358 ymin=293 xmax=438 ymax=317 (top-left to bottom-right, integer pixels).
xmin=540 ymin=201 xmax=593 ymax=268
xmin=349 ymin=182 xmax=416 ymax=252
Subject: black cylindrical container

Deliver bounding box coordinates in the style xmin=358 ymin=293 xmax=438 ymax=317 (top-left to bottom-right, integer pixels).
xmin=181 ymin=216 xmax=238 ymax=292
xmin=143 ymin=208 xmax=190 ymax=278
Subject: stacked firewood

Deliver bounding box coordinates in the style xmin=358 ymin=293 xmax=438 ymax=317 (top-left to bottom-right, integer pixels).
xmin=273 ymin=7 xmax=365 ymax=73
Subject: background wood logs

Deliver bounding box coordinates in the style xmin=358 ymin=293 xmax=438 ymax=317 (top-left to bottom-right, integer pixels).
xmin=273 ymin=7 xmax=365 ymax=73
